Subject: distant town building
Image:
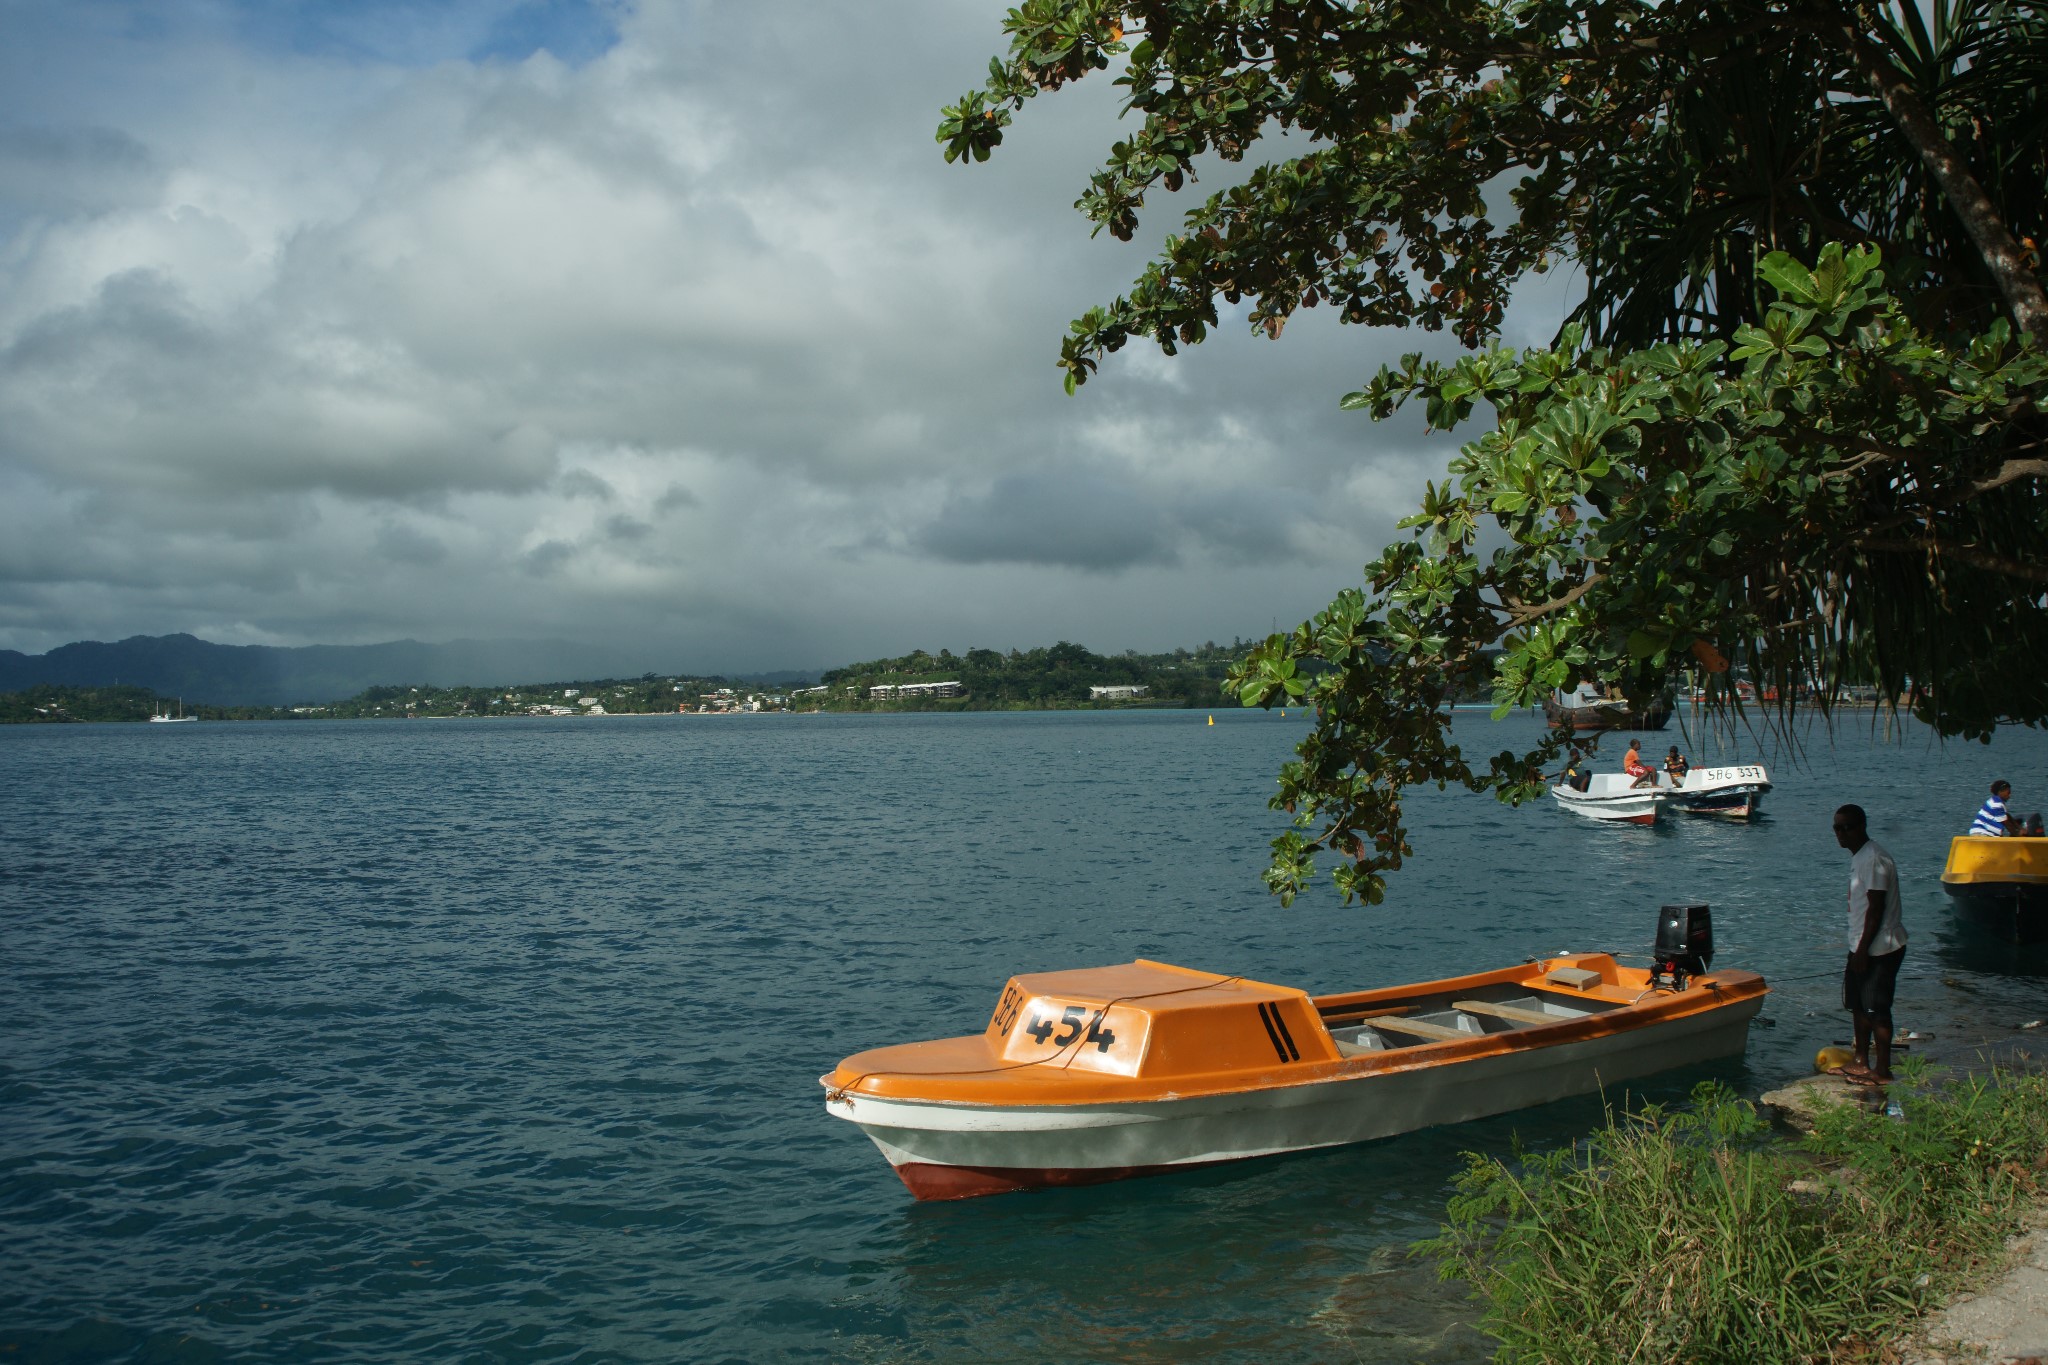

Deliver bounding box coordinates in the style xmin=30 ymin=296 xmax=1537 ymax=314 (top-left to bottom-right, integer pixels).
xmin=1089 ymin=685 xmax=1149 ymax=701
xmin=869 ymin=680 xmax=964 ymax=700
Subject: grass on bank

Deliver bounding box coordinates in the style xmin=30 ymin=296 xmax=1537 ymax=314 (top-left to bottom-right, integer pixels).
xmin=1426 ymin=1066 xmax=2048 ymax=1364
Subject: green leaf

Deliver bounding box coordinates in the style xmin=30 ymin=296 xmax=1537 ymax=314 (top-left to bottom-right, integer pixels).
xmin=1625 ymin=629 xmax=1665 ymax=659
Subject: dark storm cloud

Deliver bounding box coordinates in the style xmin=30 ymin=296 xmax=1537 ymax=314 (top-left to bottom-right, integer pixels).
xmin=556 ymin=470 xmax=617 ymax=501
xmin=521 ymin=539 xmax=574 ymax=576
xmin=0 ymin=124 xmax=165 ymax=217
xmin=374 ymin=520 xmax=448 ymax=566
xmin=915 ymin=467 xmax=1178 ymax=571
xmin=914 ymin=459 xmax=1340 ymax=573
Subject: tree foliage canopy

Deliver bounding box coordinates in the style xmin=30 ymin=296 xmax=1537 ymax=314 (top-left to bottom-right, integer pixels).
xmin=945 ymin=0 xmax=2048 ymax=904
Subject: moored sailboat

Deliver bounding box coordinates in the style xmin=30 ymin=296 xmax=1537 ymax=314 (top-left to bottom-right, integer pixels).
xmin=1543 ymin=682 xmax=1675 ymax=732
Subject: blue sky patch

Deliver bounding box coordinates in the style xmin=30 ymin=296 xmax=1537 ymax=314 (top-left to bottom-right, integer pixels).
xmin=228 ymin=0 xmax=620 ymax=68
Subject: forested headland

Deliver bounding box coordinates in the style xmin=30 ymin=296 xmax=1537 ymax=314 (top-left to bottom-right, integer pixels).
xmin=0 ymin=639 xmax=1318 ymax=721
xmin=812 ymin=640 xmax=1252 ymax=710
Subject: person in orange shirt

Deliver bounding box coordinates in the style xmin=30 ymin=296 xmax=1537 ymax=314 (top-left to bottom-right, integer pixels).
xmin=1623 ymin=738 xmax=1657 ymax=787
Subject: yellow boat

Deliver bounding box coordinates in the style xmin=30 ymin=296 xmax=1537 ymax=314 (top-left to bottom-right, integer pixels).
xmin=823 ymin=942 xmax=1767 ymax=1201
xmin=1941 ymin=836 xmax=2048 ymax=944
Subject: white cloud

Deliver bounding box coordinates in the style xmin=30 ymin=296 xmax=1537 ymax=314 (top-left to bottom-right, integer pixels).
xmin=0 ymin=0 xmax=1572 ymax=668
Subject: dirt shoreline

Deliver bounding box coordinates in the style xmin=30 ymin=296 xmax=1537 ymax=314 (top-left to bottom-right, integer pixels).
xmin=1762 ymin=1033 xmax=2047 ymax=1365
xmin=1901 ymin=1194 xmax=2048 ymax=1365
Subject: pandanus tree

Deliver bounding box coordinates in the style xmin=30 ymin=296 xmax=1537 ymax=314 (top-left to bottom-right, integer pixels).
xmin=941 ymin=0 xmax=2048 ymax=904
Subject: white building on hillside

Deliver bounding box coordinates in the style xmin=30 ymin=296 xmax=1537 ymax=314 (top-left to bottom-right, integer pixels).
xmin=870 ymin=680 xmax=964 ymax=700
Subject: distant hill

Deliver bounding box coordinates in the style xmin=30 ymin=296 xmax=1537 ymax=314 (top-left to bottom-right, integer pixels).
xmin=0 ymin=634 xmax=675 ymax=707
xmin=815 ymin=640 xmax=1251 ymax=709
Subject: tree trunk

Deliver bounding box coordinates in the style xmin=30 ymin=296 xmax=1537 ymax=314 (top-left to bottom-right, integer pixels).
xmin=1841 ymin=15 xmax=2048 ymax=345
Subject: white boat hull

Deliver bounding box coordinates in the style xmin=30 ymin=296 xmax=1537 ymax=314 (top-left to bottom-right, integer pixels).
xmin=827 ymin=999 xmax=1759 ymax=1195
xmin=1663 ymin=764 xmax=1771 ymax=819
xmin=1551 ymin=772 xmax=1666 ymax=824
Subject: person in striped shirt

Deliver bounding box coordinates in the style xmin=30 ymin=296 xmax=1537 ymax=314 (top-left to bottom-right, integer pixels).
xmin=1969 ymin=780 xmax=2019 ymax=837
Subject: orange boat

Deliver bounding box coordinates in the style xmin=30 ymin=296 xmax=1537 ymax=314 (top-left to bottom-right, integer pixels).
xmin=823 ymin=939 xmax=1768 ymax=1201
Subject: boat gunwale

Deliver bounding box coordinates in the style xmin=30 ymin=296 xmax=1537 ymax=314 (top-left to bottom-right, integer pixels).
xmin=1550 ymin=790 xmax=1668 ymax=812
xmin=1942 ymin=872 xmax=2048 ymax=886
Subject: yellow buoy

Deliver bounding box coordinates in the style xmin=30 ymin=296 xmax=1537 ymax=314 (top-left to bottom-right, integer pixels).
xmin=1207 ymin=715 xmax=1214 ymax=726
xmin=1815 ymin=1045 xmax=1856 ymax=1074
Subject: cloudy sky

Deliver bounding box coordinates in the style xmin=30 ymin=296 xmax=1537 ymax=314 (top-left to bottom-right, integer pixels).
xmin=0 ymin=0 xmax=1574 ymax=672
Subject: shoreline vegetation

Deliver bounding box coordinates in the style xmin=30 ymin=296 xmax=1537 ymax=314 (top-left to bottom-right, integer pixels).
xmin=0 ymin=640 xmax=1301 ymax=723
xmin=1432 ymin=1064 xmax=2048 ymax=1364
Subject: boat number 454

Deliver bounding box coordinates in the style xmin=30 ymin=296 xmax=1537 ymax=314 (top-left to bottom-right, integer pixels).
xmin=991 ymin=987 xmax=1117 ymax=1053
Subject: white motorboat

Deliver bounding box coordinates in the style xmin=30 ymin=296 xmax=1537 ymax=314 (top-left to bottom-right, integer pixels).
xmin=1551 ymin=772 xmax=1667 ymax=824
xmin=1663 ymin=764 xmax=1771 ymax=819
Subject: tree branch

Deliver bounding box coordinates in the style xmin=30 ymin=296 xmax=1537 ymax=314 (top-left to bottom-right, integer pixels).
xmin=1839 ymin=12 xmax=2048 ymax=344
xmin=1506 ymin=572 xmax=1607 ymax=624
xmin=1969 ymin=457 xmax=2048 ymax=498
xmin=1857 ymin=535 xmax=2048 ymax=584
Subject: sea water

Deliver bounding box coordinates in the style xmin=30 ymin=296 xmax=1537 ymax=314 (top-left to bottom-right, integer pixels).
xmin=4 ymin=710 xmax=2045 ymax=1363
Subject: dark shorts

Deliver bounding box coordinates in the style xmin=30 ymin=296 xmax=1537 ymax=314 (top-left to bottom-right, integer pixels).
xmin=1843 ymin=948 xmax=1905 ymax=1017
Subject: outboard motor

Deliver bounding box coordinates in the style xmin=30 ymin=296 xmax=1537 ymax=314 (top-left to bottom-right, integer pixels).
xmin=1652 ymin=903 xmax=1714 ymax=990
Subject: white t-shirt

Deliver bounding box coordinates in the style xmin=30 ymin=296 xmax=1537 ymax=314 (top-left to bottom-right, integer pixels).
xmin=1847 ymin=839 xmax=1906 ymax=955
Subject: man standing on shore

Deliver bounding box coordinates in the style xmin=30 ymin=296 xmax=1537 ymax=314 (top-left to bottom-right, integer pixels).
xmin=1833 ymin=804 xmax=1908 ymax=1084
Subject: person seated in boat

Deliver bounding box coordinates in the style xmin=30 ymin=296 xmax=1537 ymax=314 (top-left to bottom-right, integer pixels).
xmin=1969 ymin=780 xmax=2020 ymax=837
xmin=1623 ymin=739 xmax=1656 ymax=787
xmin=1663 ymin=745 xmax=1690 ymax=786
xmin=2028 ymin=812 xmax=2045 ymax=837
xmin=1556 ymin=750 xmax=1592 ymax=792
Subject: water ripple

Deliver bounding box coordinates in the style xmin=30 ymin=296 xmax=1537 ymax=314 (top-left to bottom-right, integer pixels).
xmin=3 ymin=711 xmax=2043 ymax=1361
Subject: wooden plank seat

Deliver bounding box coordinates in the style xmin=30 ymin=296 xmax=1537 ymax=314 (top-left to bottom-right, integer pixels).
xmin=1366 ymin=1015 xmax=1472 ymax=1042
xmin=1318 ymin=1004 xmax=1415 ymax=1026
xmin=1453 ymin=999 xmax=1573 ymax=1028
